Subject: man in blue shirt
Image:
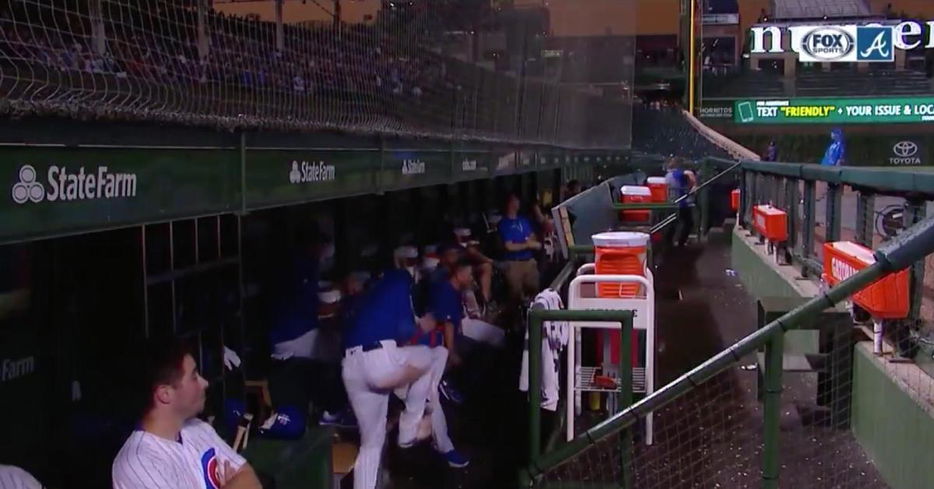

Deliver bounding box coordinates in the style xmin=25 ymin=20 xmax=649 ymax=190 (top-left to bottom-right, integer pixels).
xmin=821 ymin=128 xmax=846 ymax=166
xmin=342 ymin=269 xmax=465 ymax=489
xmin=498 ymin=194 xmax=542 ymax=305
xmin=664 ymin=158 xmax=697 ymax=248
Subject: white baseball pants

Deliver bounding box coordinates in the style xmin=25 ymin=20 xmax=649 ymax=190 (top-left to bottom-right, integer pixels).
xmin=342 ymin=341 xmax=442 ymax=489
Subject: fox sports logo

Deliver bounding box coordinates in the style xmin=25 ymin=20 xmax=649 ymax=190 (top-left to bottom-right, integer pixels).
xmin=802 ymin=27 xmax=855 ymax=61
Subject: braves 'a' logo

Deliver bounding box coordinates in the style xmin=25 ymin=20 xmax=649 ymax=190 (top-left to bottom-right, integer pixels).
xmin=200 ymin=448 xmax=221 ymax=489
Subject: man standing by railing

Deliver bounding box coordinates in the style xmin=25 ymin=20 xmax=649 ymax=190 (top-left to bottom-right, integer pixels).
xmin=665 ymin=158 xmax=697 ymax=248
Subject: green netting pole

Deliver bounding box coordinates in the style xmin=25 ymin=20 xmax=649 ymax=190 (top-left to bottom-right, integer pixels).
xmin=526 ymin=309 xmax=635 ymax=474
xmin=619 ymin=315 xmax=633 ymax=489
xmin=762 ymin=329 xmax=784 ymax=489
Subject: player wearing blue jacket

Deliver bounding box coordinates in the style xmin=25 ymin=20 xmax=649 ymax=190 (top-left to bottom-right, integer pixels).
xmin=341 ymin=269 xmax=452 ymax=489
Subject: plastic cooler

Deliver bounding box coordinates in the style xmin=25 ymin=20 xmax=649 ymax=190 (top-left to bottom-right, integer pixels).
xmin=731 ymin=189 xmax=740 ymax=212
xmin=646 ymin=177 xmax=668 ymax=203
xmin=592 ymin=232 xmax=649 ymax=297
xmin=822 ymin=241 xmax=909 ymax=319
xmin=620 ymin=186 xmax=652 ymax=222
xmin=752 ymin=205 xmax=788 ymax=242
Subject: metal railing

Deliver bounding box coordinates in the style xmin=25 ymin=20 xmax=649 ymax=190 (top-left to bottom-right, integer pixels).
xmin=521 ymin=210 xmax=934 ymax=488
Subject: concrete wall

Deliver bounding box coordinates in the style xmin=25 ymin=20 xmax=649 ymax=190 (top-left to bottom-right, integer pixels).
xmin=852 ymin=344 xmax=934 ymax=489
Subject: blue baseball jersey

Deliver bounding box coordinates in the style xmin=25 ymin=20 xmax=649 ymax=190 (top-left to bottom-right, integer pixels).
xmin=344 ymin=269 xmax=417 ymax=349
xmin=412 ymin=279 xmax=463 ymax=347
xmin=499 ymin=216 xmax=534 ymax=261
xmin=269 ymin=256 xmax=320 ymax=346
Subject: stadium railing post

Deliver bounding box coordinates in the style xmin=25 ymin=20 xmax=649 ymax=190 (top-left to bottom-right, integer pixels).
xmin=802 ymin=180 xmax=817 ymax=275
xmin=826 ymin=183 xmax=843 ymax=243
xmin=526 ymin=309 xmax=635 ymax=471
xmin=855 ymin=191 xmax=875 ymax=247
xmin=762 ymin=329 xmax=784 ymax=489
xmin=619 ymin=315 xmax=633 ymax=489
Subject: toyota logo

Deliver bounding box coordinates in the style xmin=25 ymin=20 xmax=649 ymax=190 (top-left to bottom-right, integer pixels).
xmin=893 ymin=141 xmax=919 ymax=158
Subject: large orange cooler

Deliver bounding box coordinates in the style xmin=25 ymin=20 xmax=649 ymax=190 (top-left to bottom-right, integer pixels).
xmin=620 ymin=186 xmax=652 ymax=222
xmin=592 ymin=232 xmax=649 ymax=298
xmin=753 ymin=205 xmax=788 ymax=242
xmin=731 ymin=189 xmax=740 ymax=212
xmin=646 ymin=177 xmax=668 ymax=203
xmin=822 ymin=241 xmax=909 ymax=319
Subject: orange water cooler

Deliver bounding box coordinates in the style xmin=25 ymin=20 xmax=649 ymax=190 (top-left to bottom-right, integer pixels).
xmin=752 ymin=205 xmax=788 ymax=242
xmin=646 ymin=177 xmax=668 ymax=203
xmin=592 ymin=232 xmax=649 ymax=298
xmin=620 ymin=186 xmax=652 ymax=222
xmin=822 ymin=241 xmax=909 ymax=319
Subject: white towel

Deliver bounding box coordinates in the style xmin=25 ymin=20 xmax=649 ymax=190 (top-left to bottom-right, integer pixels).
xmin=519 ymin=289 xmax=570 ymax=411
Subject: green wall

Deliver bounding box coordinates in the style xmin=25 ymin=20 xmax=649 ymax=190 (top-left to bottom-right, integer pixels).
xmin=852 ymin=345 xmax=934 ymax=489
xmin=730 ymin=228 xmax=818 ymax=353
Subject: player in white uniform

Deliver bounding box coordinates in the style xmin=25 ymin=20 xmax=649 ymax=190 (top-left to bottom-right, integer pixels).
xmin=342 ymin=269 xmax=455 ymax=489
xmin=0 ymin=465 xmax=42 ymax=489
xmin=112 ymin=340 xmax=262 ymax=489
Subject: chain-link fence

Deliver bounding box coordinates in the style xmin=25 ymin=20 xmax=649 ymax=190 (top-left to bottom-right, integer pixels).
xmin=0 ymin=0 xmax=634 ymax=148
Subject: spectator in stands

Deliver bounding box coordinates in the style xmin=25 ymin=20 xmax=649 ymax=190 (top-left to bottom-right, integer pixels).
xmin=763 ymin=140 xmax=778 ymax=162
xmin=112 ymin=338 xmax=262 ymax=489
xmin=498 ymin=194 xmax=541 ymax=307
xmin=665 ymin=158 xmax=697 ymax=248
xmin=820 ymin=128 xmax=846 ymax=167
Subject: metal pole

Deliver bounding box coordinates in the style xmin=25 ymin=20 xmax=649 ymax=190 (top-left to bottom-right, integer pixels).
xmin=524 ymin=212 xmax=934 ymax=481
xmin=826 ymin=183 xmax=842 ymax=243
xmin=762 ymin=330 xmax=784 ymax=489
xmin=527 ymin=309 xmax=635 ymax=466
xmin=802 ymin=180 xmax=816 ymax=263
xmin=619 ymin=315 xmax=633 ymax=489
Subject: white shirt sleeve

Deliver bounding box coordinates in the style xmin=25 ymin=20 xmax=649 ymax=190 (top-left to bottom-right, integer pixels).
xmin=0 ymin=465 xmax=43 ymax=489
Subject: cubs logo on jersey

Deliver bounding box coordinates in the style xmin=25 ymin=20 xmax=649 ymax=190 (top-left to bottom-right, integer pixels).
xmin=200 ymin=448 xmax=221 ymax=489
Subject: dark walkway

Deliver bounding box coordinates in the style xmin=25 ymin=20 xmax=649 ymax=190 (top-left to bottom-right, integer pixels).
xmin=379 ymin=226 xmax=889 ymax=489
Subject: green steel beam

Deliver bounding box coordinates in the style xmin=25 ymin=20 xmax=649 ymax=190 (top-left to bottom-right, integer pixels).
xmin=802 ymin=181 xmax=816 ymax=265
xmin=904 ymin=200 xmax=927 ymax=320
xmin=855 ymin=192 xmax=875 ymax=247
xmin=826 ymin=183 xmax=843 ymax=243
xmin=523 ymin=211 xmax=934 ymax=487
xmin=527 ymin=308 xmax=634 ymax=467
xmin=613 ymin=203 xmax=678 ymax=211
xmin=762 ymin=331 xmax=784 ymax=489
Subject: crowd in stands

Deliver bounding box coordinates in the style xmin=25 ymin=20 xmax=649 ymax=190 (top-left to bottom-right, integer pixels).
xmin=0 ymin=0 xmax=628 ymax=147
xmin=632 ymin=99 xmax=732 ymax=161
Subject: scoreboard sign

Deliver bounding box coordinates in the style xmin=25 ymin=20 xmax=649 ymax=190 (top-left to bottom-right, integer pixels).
xmin=733 ymin=97 xmax=934 ymax=124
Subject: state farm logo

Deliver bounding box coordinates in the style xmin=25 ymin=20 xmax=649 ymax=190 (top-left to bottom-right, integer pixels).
xmin=802 ymin=27 xmax=854 ymax=61
xmin=12 ymin=164 xmax=137 ymax=204
xmin=289 ymin=160 xmax=336 ymax=184
xmin=890 ymin=141 xmax=921 ymax=165
xmin=11 ymin=165 xmax=44 ymax=204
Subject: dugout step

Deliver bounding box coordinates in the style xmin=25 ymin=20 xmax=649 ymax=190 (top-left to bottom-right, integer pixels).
xmin=755 ymin=352 xmax=828 ymax=373
xmin=757 ymin=296 xmax=849 ymax=331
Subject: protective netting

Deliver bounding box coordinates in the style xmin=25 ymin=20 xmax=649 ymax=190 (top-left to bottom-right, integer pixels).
xmin=0 ymin=0 xmax=634 ymax=147
xmin=534 ymin=324 xmax=893 ymax=489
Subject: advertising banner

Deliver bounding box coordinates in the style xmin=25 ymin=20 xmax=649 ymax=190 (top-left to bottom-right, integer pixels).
xmin=734 ymin=97 xmax=934 ymax=124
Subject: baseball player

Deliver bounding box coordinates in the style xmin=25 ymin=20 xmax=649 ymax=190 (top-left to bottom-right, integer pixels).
xmin=112 ymin=339 xmax=262 ymax=489
xmin=341 ymin=269 xmax=448 ymax=489
xmin=0 ymin=465 xmax=42 ymax=489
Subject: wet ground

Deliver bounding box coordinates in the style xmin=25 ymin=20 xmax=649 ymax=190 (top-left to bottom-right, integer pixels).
xmin=372 ymin=225 xmax=889 ymax=489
